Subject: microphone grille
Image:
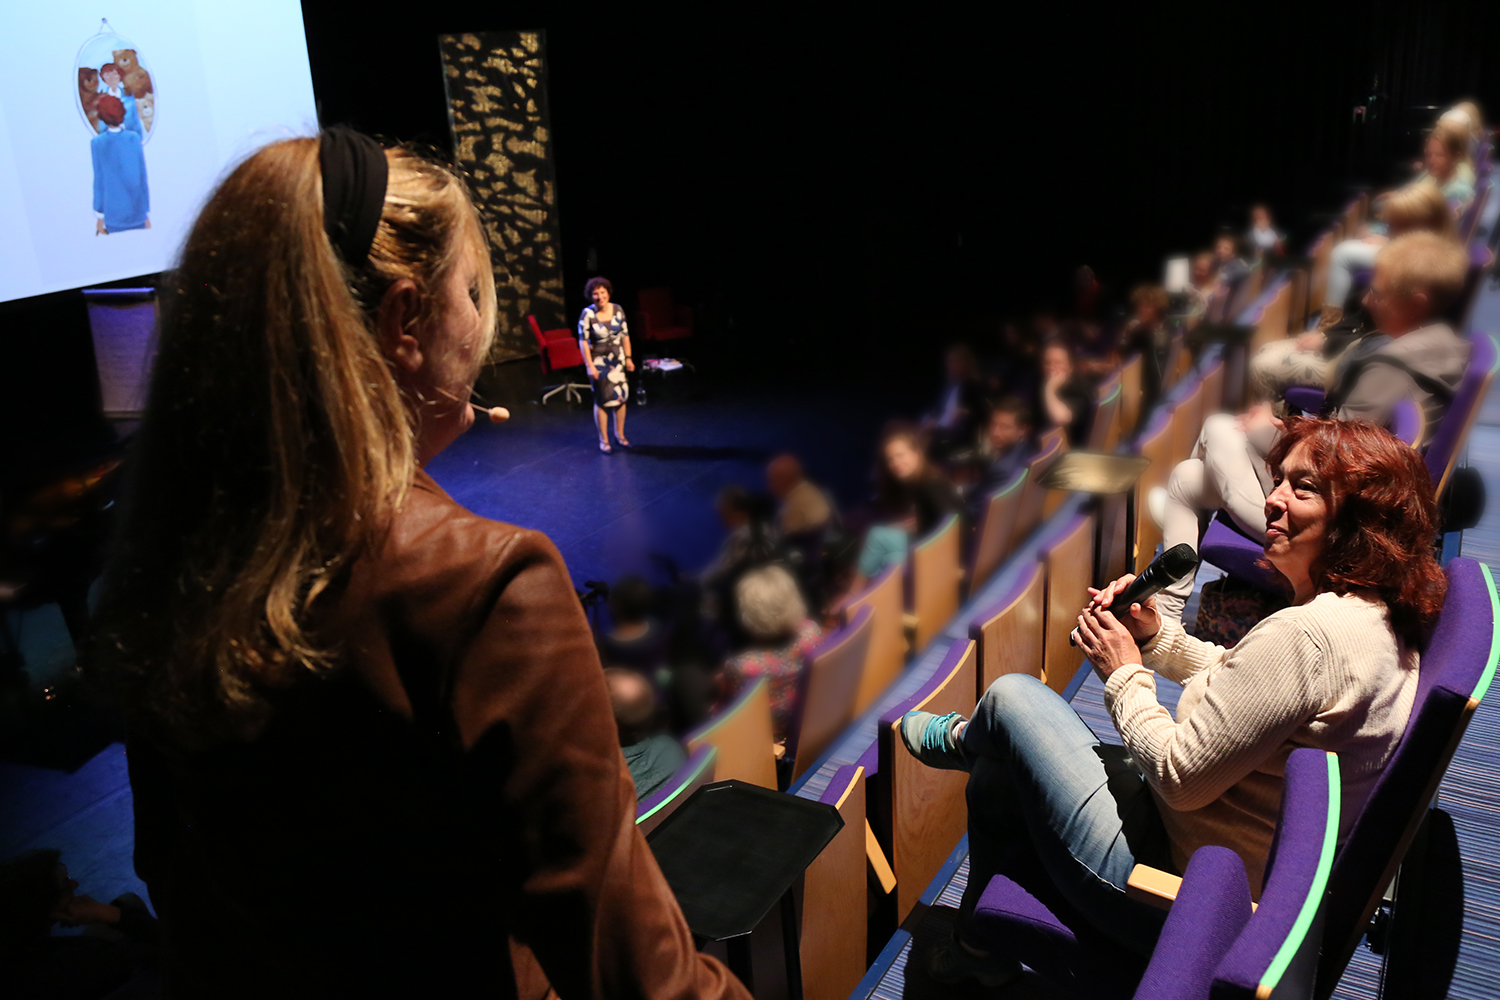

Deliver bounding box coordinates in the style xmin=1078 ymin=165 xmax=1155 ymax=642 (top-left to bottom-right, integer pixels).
xmin=1160 ymin=543 xmax=1200 ymax=579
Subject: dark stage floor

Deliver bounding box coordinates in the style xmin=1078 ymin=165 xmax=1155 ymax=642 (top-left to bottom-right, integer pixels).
xmin=434 ymin=369 xmax=926 ymax=588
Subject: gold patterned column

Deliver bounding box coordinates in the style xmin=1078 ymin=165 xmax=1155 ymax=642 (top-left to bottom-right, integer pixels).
xmin=439 ymin=30 xmax=565 ymax=363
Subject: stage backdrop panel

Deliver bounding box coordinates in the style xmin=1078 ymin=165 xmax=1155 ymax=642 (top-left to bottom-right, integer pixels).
xmin=439 ymin=30 xmax=565 ymax=364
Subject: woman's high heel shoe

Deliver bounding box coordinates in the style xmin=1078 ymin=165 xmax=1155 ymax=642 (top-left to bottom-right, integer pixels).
xmin=598 ymin=440 xmax=612 ymax=454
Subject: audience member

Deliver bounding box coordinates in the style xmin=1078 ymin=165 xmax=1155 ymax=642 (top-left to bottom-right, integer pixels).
xmin=1416 ymin=117 xmax=1477 ymax=216
xmin=1246 ymin=204 xmax=1284 ymax=258
xmin=1121 ymin=284 xmax=1172 ymax=407
xmin=969 ymin=397 xmax=1036 ymax=524
xmin=93 ymin=134 xmax=746 ymax=998
xmin=718 ymin=565 xmax=824 ymax=741
xmin=600 ymin=574 xmax=668 ymax=673
xmin=924 ymin=344 xmax=987 ymax=458
xmin=899 ymin=418 xmax=1443 ymax=983
xmin=701 ymin=486 xmax=778 ymax=592
xmin=767 ymin=454 xmax=834 ymax=536
xmin=1213 ymin=232 xmax=1250 ymax=288
xmin=1152 ymin=231 xmax=1470 ymax=623
xmin=1316 ymin=181 xmax=1456 ymax=328
xmin=1442 ymin=100 xmax=1486 ymax=161
xmin=1183 ymin=251 xmax=1220 ymax=317
xmin=605 ymin=668 xmax=688 ymax=801
xmin=1039 ymin=339 xmax=1093 ymax=447
xmin=0 ymin=849 xmax=159 ymax=1000
xmin=978 ymin=397 xmax=1036 ymax=494
xmin=849 ymin=423 xmax=964 ymax=589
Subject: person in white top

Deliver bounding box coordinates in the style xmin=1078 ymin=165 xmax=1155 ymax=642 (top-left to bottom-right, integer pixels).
xmin=898 ymin=417 xmax=1444 ymax=988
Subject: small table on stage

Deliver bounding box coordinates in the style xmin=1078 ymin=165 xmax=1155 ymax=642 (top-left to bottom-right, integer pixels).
xmin=646 ymin=780 xmax=844 ymax=999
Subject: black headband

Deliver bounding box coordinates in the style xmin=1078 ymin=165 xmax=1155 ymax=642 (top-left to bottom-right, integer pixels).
xmin=318 ymin=126 xmax=388 ymax=267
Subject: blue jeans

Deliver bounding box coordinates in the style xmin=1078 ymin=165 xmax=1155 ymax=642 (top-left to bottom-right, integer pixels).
xmin=958 ymin=673 xmax=1177 ymax=957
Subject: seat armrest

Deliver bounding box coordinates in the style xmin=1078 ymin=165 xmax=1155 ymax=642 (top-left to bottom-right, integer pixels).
xmin=1126 ymin=864 xmax=1182 ymax=910
xmin=1128 ymin=863 xmax=1257 ymax=913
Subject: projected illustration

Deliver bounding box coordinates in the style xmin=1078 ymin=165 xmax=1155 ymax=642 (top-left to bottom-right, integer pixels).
xmin=75 ymin=19 xmax=153 ymax=234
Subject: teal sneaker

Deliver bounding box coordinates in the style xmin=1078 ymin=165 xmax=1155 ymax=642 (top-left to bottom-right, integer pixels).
xmin=926 ymin=936 xmax=1022 ymax=987
xmin=898 ymin=710 xmax=970 ymax=771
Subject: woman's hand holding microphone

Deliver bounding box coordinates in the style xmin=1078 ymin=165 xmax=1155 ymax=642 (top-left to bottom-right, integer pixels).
xmin=1073 ymin=573 xmax=1162 ymax=680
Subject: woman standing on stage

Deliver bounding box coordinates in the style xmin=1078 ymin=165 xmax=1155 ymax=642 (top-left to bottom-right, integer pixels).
xmin=578 ymin=277 xmax=635 ymax=453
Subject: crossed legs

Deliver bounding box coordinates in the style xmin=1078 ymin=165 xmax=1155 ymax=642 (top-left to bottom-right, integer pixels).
xmin=1156 ymin=413 xmax=1270 ymax=622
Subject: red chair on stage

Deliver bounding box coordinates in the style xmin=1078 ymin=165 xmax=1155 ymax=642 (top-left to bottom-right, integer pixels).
xmin=528 ymin=315 xmax=591 ymax=405
xmin=635 ymin=287 xmax=694 ymax=342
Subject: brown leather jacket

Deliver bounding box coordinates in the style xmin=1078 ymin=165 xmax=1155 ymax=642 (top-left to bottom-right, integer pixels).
xmin=128 ymin=471 xmax=748 ymax=999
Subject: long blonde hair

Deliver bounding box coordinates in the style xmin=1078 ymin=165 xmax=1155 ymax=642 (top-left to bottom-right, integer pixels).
xmin=95 ymin=136 xmax=495 ymax=744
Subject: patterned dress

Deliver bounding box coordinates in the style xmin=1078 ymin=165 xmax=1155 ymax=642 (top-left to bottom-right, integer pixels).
xmin=719 ymin=621 xmax=825 ymax=741
xmin=578 ymin=304 xmax=630 ymax=408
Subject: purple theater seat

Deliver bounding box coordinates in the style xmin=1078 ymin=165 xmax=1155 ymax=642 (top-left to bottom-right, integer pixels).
xmin=1199 ymin=515 xmax=1283 ymax=595
xmin=1131 ymin=848 xmax=1252 ymax=1000
xmin=970 ymin=860 xmax=1147 ymax=998
xmin=1209 ymin=751 xmax=1339 ymax=999
xmin=1423 ymin=333 xmax=1497 ymax=494
xmin=1134 ymin=749 xmax=1338 ymax=1000
xmin=1283 ymin=385 xmax=1325 ymax=416
xmin=1314 ymin=557 xmax=1498 ymax=995
xmin=1389 ymin=396 xmax=1422 ymax=446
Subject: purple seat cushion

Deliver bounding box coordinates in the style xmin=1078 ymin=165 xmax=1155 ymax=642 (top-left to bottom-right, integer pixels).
xmin=1199 ymin=516 xmax=1283 ymax=594
xmin=1132 ymin=847 xmax=1251 ymax=1000
xmin=969 ymin=851 xmax=1149 ymax=998
xmin=1283 ymin=386 xmax=1325 ymax=416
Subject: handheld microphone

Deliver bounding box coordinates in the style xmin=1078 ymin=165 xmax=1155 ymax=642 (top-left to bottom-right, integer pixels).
xmin=1070 ymin=543 xmax=1199 ymax=646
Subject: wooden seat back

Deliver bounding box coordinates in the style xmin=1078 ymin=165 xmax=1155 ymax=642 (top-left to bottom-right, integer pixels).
xmin=800 ymin=764 xmax=868 ymax=1000
xmin=1134 ymin=412 xmax=1175 ymax=574
xmin=1040 ymin=513 xmax=1096 ymax=694
xmin=967 ymin=561 xmax=1046 ymax=696
xmin=1088 ymin=374 xmax=1123 ymax=452
xmin=968 ymin=468 xmax=1027 ymax=597
xmin=876 ymin=638 xmax=979 ymax=922
xmin=846 ymin=565 xmax=907 ymax=715
xmin=1118 ymin=353 xmax=1144 ymax=439
xmin=1169 ymin=377 xmax=1206 ymax=466
xmin=1010 ymin=433 xmax=1063 ymax=557
xmin=684 ymin=677 xmax=777 ymax=789
xmin=908 ymin=513 xmax=962 ymax=651
xmin=788 ymin=606 xmax=876 ymax=784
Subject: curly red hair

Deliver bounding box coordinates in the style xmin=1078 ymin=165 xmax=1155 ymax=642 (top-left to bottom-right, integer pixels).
xmin=1266 ymin=418 xmax=1446 ymax=645
xmin=96 ymin=94 xmax=126 ymax=128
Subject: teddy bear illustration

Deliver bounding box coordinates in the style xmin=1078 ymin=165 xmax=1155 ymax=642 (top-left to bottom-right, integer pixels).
xmin=137 ymin=93 xmax=155 ymax=131
xmin=112 ymin=48 xmax=153 ymax=99
xmin=78 ymin=67 xmax=101 ymax=131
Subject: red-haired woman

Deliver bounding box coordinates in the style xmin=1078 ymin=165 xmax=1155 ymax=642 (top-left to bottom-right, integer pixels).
xmin=897 ymin=418 xmax=1442 ymax=987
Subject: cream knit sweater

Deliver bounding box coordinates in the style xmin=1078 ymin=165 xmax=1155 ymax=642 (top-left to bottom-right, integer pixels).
xmin=1103 ymin=591 xmax=1417 ymax=896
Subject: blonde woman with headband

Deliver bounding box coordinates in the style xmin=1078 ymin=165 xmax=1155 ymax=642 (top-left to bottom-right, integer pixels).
xmin=94 ymin=129 xmax=747 ymax=1000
